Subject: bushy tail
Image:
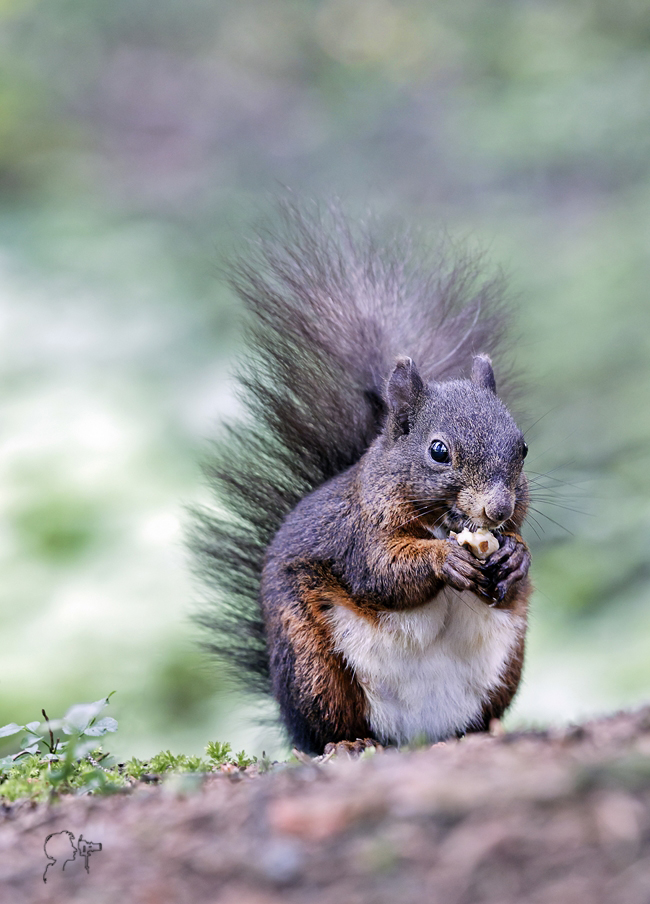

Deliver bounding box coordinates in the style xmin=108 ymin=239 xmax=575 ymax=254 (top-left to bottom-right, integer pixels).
xmin=192 ymin=201 xmax=513 ymax=695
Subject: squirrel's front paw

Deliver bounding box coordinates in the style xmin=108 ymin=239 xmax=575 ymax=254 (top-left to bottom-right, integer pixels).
xmin=484 ymin=535 xmax=531 ymax=604
xmin=442 ymin=542 xmax=493 ymax=598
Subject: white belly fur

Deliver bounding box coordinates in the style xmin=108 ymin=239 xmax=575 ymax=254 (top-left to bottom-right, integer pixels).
xmin=327 ymin=589 xmax=525 ymax=745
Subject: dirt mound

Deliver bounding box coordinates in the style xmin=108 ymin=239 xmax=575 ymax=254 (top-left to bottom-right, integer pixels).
xmin=2 ymin=708 xmax=650 ymax=903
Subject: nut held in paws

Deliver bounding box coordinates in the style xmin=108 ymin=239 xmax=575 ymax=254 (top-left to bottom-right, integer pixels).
xmin=451 ymin=528 xmax=499 ymax=560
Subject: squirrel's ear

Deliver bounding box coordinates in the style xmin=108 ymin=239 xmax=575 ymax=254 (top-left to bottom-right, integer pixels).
xmin=386 ymin=356 xmax=425 ymax=435
xmin=471 ymin=354 xmax=497 ymax=394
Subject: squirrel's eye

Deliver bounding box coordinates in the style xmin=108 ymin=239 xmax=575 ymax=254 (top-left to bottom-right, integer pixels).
xmin=522 ymin=441 xmax=528 ymax=459
xmin=429 ymin=440 xmax=450 ymax=464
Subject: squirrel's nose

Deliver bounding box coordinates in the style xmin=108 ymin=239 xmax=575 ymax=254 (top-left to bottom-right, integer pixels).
xmin=483 ymin=492 xmax=514 ymax=525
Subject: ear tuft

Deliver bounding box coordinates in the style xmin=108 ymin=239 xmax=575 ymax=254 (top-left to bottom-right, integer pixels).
xmin=386 ymin=356 xmax=425 ymax=435
xmin=471 ymin=354 xmax=497 ymax=394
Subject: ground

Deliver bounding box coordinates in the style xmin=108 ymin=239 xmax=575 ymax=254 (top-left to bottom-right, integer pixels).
xmin=2 ymin=708 xmax=650 ymax=903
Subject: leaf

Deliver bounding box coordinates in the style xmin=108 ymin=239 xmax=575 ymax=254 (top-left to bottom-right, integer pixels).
xmin=25 ymin=721 xmax=41 ymax=733
xmin=62 ymin=697 xmax=110 ymax=734
xmin=0 ymin=723 xmax=23 ymax=738
xmin=16 ymin=744 xmax=40 ymax=757
xmin=0 ymin=754 xmax=16 ymax=773
xmin=83 ymin=717 xmax=118 ymax=737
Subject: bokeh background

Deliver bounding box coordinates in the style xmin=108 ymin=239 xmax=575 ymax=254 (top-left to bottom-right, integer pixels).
xmin=1 ymin=0 xmax=649 ymax=760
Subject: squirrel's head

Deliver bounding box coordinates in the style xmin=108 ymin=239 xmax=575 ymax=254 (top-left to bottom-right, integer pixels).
xmin=373 ymin=354 xmax=528 ymax=535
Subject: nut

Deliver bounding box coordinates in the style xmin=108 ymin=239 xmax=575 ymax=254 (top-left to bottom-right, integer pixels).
xmin=451 ymin=528 xmax=499 ymax=559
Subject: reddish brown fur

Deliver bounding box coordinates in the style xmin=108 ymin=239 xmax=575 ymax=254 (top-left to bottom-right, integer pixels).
xmin=263 ymin=562 xmax=371 ymax=752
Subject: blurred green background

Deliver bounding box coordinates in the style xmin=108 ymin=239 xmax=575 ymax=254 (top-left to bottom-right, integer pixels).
xmin=0 ymin=0 xmax=649 ymax=760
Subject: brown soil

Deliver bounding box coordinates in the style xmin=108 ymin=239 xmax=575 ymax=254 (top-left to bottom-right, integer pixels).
xmin=3 ymin=708 xmax=650 ymax=904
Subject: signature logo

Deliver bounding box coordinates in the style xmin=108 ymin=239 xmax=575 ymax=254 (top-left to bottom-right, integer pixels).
xmin=43 ymin=831 xmax=102 ymax=883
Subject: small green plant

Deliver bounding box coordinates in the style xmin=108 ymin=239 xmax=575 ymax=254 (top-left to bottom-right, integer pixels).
xmin=235 ymin=749 xmax=255 ymax=769
xmin=205 ymin=740 xmax=232 ymax=765
xmin=0 ymin=694 xmax=261 ymax=803
xmin=205 ymin=740 xmax=254 ymax=770
xmin=0 ymin=693 xmax=123 ymax=801
xmin=148 ymin=750 xmax=209 ymax=774
xmin=123 ymin=756 xmax=147 ymax=780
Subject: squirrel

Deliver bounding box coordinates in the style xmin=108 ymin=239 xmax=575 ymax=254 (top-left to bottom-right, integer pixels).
xmin=194 ymin=202 xmax=531 ymax=755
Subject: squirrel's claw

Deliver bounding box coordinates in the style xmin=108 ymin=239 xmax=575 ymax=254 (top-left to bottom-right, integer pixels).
xmin=489 ymin=540 xmax=531 ymax=606
xmin=484 ymin=535 xmax=517 ymax=568
xmin=443 ymin=545 xmax=494 ymax=599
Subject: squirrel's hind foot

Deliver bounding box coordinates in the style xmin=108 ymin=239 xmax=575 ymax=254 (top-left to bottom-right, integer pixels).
xmin=322 ymin=738 xmax=383 ymax=759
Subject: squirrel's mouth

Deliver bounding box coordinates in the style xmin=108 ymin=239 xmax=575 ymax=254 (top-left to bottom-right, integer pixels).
xmin=429 ymin=511 xmax=505 ymax=538
xmin=415 ymin=498 xmax=508 ymax=537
